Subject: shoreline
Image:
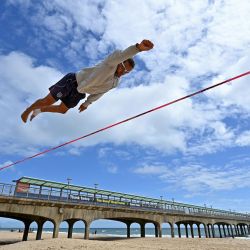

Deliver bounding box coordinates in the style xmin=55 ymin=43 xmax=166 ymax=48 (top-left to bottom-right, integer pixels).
xmin=0 ymin=231 xmax=250 ymax=250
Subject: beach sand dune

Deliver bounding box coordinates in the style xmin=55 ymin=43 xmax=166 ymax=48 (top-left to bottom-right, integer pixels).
xmin=0 ymin=231 xmax=250 ymax=250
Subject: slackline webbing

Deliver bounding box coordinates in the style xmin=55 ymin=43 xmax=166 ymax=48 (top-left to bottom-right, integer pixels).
xmin=1 ymin=70 xmax=250 ymax=171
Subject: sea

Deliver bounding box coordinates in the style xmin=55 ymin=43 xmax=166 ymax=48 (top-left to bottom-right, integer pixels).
xmin=1 ymin=227 xmax=249 ymax=239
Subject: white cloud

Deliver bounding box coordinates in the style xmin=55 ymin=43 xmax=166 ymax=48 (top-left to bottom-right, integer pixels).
xmin=107 ymin=164 xmax=118 ymax=174
xmin=236 ymin=131 xmax=250 ymax=147
xmin=133 ymin=165 xmax=167 ymax=175
xmin=133 ymin=160 xmax=250 ymax=195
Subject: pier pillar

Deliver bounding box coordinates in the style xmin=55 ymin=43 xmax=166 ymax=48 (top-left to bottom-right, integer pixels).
xmin=170 ymin=223 xmax=175 ymax=238
xmin=177 ymin=223 xmax=181 ymax=238
xmin=234 ymin=225 xmax=238 ymax=236
xmin=243 ymin=226 xmax=247 ymax=235
xmin=222 ymin=225 xmax=226 ymax=237
xmin=240 ymin=225 xmax=243 ymax=236
xmin=218 ymin=225 xmax=222 ymax=238
xmin=197 ymin=224 xmax=201 ymax=238
xmin=185 ymin=223 xmax=189 ymax=238
xmin=67 ymin=220 xmax=75 ymax=238
xmin=84 ymin=221 xmax=90 ymax=240
xmin=230 ymin=225 xmax=234 ymax=238
xmin=227 ymin=225 xmax=230 ymax=237
xmin=242 ymin=225 xmax=245 ymax=235
xmin=207 ymin=225 xmax=211 ymax=238
xmin=22 ymin=220 xmax=32 ymax=241
xmin=239 ymin=225 xmax=242 ymax=236
xmin=126 ymin=222 xmax=131 ymax=238
xmin=36 ymin=220 xmax=45 ymax=240
xmin=236 ymin=225 xmax=239 ymax=236
xmin=203 ymin=223 xmax=208 ymax=238
xmin=190 ymin=224 xmax=194 ymax=238
xmin=140 ymin=222 xmax=145 ymax=238
xmin=53 ymin=221 xmax=60 ymax=238
xmin=158 ymin=224 xmax=162 ymax=238
xmin=211 ymin=225 xmax=215 ymax=238
xmin=154 ymin=222 xmax=162 ymax=238
xmin=248 ymin=225 xmax=250 ymax=235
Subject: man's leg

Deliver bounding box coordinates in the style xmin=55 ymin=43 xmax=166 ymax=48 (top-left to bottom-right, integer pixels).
xmin=30 ymin=102 xmax=69 ymax=121
xmin=21 ymin=93 xmax=56 ymax=123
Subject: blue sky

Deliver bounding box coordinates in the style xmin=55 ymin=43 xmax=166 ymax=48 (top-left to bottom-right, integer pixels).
xmin=0 ymin=0 xmax=250 ymax=227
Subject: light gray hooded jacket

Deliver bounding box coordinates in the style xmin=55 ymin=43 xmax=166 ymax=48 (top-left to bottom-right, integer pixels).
xmin=76 ymin=44 xmax=140 ymax=107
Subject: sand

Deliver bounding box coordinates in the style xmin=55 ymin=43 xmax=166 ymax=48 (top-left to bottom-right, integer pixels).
xmin=0 ymin=231 xmax=250 ymax=250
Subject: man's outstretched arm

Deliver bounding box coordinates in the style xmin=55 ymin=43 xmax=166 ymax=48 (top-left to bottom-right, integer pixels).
xmin=105 ymin=39 xmax=154 ymax=65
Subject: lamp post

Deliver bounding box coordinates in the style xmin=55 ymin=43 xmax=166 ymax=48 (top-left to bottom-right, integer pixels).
xmin=67 ymin=178 xmax=72 ymax=200
xmin=94 ymin=183 xmax=98 ymax=201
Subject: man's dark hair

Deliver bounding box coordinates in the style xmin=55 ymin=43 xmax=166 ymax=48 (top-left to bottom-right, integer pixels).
xmin=126 ymin=58 xmax=135 ymax=69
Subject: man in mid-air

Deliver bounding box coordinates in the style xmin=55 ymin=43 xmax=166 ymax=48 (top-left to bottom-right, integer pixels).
xmin=21 ymin=39 xmax=154 ymax=122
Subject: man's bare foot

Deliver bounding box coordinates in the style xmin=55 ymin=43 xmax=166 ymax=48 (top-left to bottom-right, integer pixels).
xmin=21 ymin=109 xmax=31 ymax=123
xmin=30 ymin=109 xmax=41 ymax=122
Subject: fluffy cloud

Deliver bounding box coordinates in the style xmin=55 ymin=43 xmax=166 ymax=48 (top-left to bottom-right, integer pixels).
xmin=133 ymin=159 xmax=250 ymax=194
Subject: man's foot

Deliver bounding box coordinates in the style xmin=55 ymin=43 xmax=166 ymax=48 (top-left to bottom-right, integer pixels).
xmin=30 ymin=109 xmax=41 ymax=122
xmin=21 ymin=109 xmax=31 ymax=123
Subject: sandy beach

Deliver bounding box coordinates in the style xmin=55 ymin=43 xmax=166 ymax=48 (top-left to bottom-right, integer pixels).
xmin=0 ymin=231 xmax=250 ymax=250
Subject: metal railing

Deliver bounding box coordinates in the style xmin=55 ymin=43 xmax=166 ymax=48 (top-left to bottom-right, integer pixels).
xmin=0 ymin=182 xmax=249 ymax=221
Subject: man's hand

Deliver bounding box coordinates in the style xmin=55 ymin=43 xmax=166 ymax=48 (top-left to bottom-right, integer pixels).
xmin=137 ymin=39 xmax=154 ymax=51
xmin=78 ymin=104 xmax=87 ymax=113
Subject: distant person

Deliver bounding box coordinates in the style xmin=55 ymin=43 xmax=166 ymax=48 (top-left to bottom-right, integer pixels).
xmin=21 ymin=39 xmax=154 ymax=122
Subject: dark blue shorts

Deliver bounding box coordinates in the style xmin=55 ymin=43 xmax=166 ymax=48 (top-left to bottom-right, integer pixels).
xmin=49 ymin=73 xmax=86 ymax=109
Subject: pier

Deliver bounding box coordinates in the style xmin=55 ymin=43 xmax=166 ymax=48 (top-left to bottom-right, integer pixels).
xmin=0 ymin=177 xmax=249 ymax=241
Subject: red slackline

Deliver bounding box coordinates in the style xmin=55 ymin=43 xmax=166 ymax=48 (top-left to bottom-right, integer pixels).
xmin=1 ymin=70 xmax=250 ymax=171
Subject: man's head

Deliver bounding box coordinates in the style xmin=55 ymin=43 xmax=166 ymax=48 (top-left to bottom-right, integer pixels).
xmin=116 ymin=58 xmax=135 ymax=77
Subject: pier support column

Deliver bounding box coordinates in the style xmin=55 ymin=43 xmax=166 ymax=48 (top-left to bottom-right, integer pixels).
xmin=185 ymin=223 xmax=189 ymax=238
xmin=36 ymin=220 xmax=45 ymax=240
xmin=248 ymin=225 xmax=250 ymax=235
xmin=197 ymin=224 xmax=201 ymax=238
xmin=177 ymin=223 xmax=181 ymax=238
xmin=84 ymin=221 xmax=90 ymax=240
xmin=236 ymin=225 xmax=240 ymax=236
xmin=240 ymin=225 xmax=243 ymax=236
xmin=158 ymin=224 xmax=162 ymax=238
xmin=170 ymin=223 xmax=175 ymax=238
xmin=242 ymin=225 xmax=245 ymax=235
xmin=207 ymin=225 xmax=211 ymax=238
xmin=243 ymin=226 xmax=247 ymax=235
xmin=211 ymin=225 xmax=215 ymax=238
xmin=208 ymin=224 xmax=213 ymax=238
xmin=190 ymin=224 xmax=194 ymax=238
xmin=53 ymin=221 xmax=60 ymax=238
xmin=234 ymin=225 xmax=238 ymax=236
xmin=22 ymin=220 xmax=32 ymax=241
xmin=239 ymin=225 xmax=242 ymax=236
xmin=227 ymin=225 xmax=230 ymax=237
xmin=68 ymin=220 xmax=75 ymax=239
xmin=126 ymin=222 xmax=131 ymax=238
xmin=230 ymin=225 xmax=234 ymax=238
xmin=234 ymin=225 xmax=236 ymax=236
xmin=203 ymin=224 xmax=208 ymax=238
xmin=140 ymin=222 xmax=145 ymax=238
xmin=222 ymin=225 xmax=227 ymax=237
xmin=154 ymin=222 xmax=162 ymax=238
xmin=218 ymin=225 xmax=222 ymax=238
